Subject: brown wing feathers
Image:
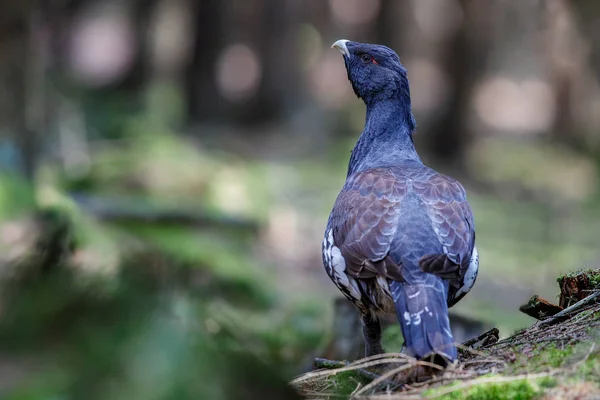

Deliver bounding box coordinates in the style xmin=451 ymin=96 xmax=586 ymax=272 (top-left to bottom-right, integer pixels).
xmin=416 ymin=174 xmax=475 ymax=282
xmin=331 ymin=169 xmax=406 ymax=282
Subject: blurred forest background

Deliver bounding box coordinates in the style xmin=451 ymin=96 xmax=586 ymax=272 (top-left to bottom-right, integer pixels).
xmin=1 ymin=0 xmax=600 ymax=398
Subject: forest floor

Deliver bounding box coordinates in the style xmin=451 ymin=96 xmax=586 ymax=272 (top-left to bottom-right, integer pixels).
xmin=292 ymin=285 xmax=600 ymax=399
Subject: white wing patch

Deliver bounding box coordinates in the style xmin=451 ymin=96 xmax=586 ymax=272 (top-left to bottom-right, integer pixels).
xmin=455 ymin=246 xmax=479 ymax=297
xmin=322 ymin=232 xmax=332 ymax=274
xmin=322 ymin=228 xmax=397 ymax=314
xmin=323 ymin=229 xmax=362 ymax=301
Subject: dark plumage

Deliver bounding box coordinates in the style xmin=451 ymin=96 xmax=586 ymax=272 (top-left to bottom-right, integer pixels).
xmin=323 ymin=40 xmax=479 ymax=363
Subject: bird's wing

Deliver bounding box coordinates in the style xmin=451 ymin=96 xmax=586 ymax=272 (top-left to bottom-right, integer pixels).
xmin=328 ymin=168 xmax=406 ymax=282
xmin=413 ymin=171 xmax=476 ymax=288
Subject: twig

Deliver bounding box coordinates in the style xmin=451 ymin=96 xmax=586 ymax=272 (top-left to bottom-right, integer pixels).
xmin=352 ymin=362 xmax=414 ymax=396
xmin=538 ymin=292 xmax=600 ymax=327
xmin=314 ymin=358 xmax=346 ymax=369
xmin=408 ymin=370 xmax=478 ymax=389
xmin=455 ymin=343 xmax=492 ymax=358
xmin=353 ymin=352 xmax=414 ymax=363
xmin=569 ymin=343 xmax=597 ymax=371
xmin=460 ymin=327 xmax=499 ymax=349
xmin=460 ymin=358 xmax=506 ymax=367
xmin=508 ymin=335 xmax=574 ymax=347
xmin=353 ymin=360 xmax=443 ymax=396
xmin=313 ymin=358 xmax=386 ymax=384
xmin=292 ymin=356 xmax=411 ymax=385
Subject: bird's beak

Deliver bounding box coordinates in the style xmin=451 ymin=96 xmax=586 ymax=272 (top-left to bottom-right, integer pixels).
xmin=331 ymin=39 xmax=350 ymax=57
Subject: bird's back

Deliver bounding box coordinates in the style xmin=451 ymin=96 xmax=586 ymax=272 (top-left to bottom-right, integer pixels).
xmin=328 ymin=162 xmax=473 ymax=283
xmin=390 ymin=178 xmax=444 ymax=281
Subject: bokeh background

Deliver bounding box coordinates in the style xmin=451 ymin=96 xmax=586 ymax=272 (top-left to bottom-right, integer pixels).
xmin=1 ymin=0 xmax=600 ymax=398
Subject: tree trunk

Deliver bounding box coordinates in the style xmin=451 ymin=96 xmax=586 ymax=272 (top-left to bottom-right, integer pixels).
xmin=185 ymin=0 xmax=224 ymax=123
xmin=570 ymin=0 xmax=600 ymax=82
xmin=423 ymin=0 xmax=493 ymax=170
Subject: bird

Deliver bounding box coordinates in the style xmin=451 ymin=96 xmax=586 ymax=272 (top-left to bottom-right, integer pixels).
xmin=322 ymin=39 xmax=478 ymax=364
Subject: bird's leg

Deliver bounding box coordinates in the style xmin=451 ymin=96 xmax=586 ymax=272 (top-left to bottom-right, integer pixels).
xmin=400 ymin=342 xmax=408 ymax=354
xmin=361 ymin=313 xmax=384 ymax=357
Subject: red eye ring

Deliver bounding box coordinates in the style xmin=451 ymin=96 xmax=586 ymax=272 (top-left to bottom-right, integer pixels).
xmin=360 ymin=53 xmax=378 ymax=65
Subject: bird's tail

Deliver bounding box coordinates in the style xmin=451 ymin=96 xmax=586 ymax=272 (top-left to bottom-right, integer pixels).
xmin=389 ymin=279 xmax=457 ymax=363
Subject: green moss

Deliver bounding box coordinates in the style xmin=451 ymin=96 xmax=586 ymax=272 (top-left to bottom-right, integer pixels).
xmin=422 ymin=345 xmax=597 ymax=400
xmin=563 ymin=347 xmax=600 ymax=385
xmin=589 ymin=272 xmax=600 ymax=288
xmin=0 ymin=172 xmax=36 ymax=221
xmin=557 ymin=268 xmax=600 ymax=288
xmin=426 ymin=379 xmax=543 ymax=400
xmin=500 ymin=344 xmax=574 ymax=377
xmin=578 ymin=355 xmax=600 ymax=383
xmin=323 ymin=371 xmax=368 ymax=398
xmin=529 ymin=345 xmax=574 ymax=369
xmin=542 ymin=347 xmax=573 ymax=369
xmin=381 ymin=325 xmax=404 ymax=351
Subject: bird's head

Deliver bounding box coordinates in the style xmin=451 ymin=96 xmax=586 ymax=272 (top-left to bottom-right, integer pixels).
xmin=331 ymin=39 xmax=411 ymax=106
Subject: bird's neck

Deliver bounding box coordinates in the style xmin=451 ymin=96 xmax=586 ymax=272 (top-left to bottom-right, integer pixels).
xmin=347 ymin=98 xmax=421 ymax=177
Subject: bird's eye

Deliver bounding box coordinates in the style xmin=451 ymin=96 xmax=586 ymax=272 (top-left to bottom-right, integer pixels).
xmin=360 ymin=53 xmax=378 ymax=65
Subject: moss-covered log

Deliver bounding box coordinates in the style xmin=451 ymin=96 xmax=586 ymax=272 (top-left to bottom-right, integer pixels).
xmin=558 ymin=268 xmax=600 ymax=308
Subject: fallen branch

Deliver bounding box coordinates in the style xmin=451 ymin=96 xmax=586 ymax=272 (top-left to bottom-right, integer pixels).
xmin=294 ymin=355 xmax=410 ymax=385
xmin=69 ymin=192 xmax=260 ymax=232
xmin=313 ymin=357 xmax=388 ymax=387
xmin=538 ymin=291 xmax=600 ymax=327
xmin=460 ymin=327 xmax=499 ymax=350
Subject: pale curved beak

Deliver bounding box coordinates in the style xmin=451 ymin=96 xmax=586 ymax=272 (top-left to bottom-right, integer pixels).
xmin=331 ymin=39 xmax=350 ymax=57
